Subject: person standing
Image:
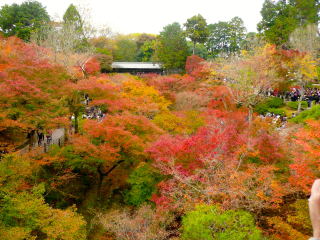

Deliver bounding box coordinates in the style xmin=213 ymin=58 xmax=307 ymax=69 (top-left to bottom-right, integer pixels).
xmin=47 ymin=130 xmax=52 ymax=144
xmin=37 ymin=130 xmax=41 ymax=146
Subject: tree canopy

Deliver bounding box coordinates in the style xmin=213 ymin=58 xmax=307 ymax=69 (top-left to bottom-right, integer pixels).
xmin=156 ymin=22 xmax=189 ymax=71
xmin=207 ymin=17 xmax=247 ymax=58
xmin=63 ymin=4 xmax=82 ymax=32
xmin=0 ymin=2 xmax=320 ymax=239
xmin=184 ymin=14 xmax=209 ymax=55
xmin=229 ymin=16 xmax=247 ymax=54
xmin=114 ymin=39 xmax=137 ymax=62
xmin=257 ymin=0 xmax=319 ymax=46
xmin=0 ymin=1 xmax=50 ymax=41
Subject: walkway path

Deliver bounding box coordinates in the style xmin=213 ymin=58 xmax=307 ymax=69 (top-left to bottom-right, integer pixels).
xmin=50 ymin=128 xmax=65 ymax=145
xmin=18 ymin=128 xmax=65 ymax=156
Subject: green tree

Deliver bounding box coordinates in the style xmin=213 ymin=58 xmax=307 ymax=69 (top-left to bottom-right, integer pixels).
xmin=187 ymin=42 xmax=208 ymax=60
xmin=156 ymin=22 xmax=189 ymax=72
xmin=257 ymin=0 xmax=319 ymax=46
xmin=184 ymin=14 xmax=209 ymax=55
xmin=207 ymin=17 xmax=246 ymax=58
xmin=0 ymin=154 xmax=86 ymax=239
xmin=0 ymin=1 xmax=50 ymax=41
xmin=180 ymin=205 xmax=263 ymax=240
xmin=62 ymin=4 xmax=96 ymax=55
xmin=135 ymin=40 xmax=155 ymax=62
xmin=258 ymin=0 xmax=293 ymax=45
xmin=229 ymin=16 xmax=247 ymax=54
xmin=125 ymin=163 xmax=163 ymax=206
xmin=114 ymin=39 xmax=137 ymax=62
xmin=135 ymin=33 xmax=156 ymax=51
xmin=207 ymin=21 xmax=230 ymax=58
xmin=289 ymin=0 xmax=319 ymax=24
xmin=63 ymin=4 xmax=82 ymax=31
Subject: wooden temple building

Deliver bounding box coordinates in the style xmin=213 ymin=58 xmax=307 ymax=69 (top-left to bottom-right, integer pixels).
xmin=110 ymin=62 xmax=163 ymax=74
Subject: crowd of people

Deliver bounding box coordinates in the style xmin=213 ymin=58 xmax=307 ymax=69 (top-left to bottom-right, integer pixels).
xmin=267 ymin=87 xmax=320 ymax=107
xmin=288 ymin=88 xmax=320 ymax=107
xmin=82 ymin=106 xmax=106 ymax=123
xmin=259 ymin=112 xmax=289 ymax=129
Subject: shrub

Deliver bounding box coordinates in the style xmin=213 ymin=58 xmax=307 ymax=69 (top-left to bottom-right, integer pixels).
xmin=175 ymin=91 xmax=211 ymax=111
xmin=184 ymin=110 xmax=206 ymax=134
xmin=267 ymin=108 xmax=286 ymax=116
xmin=180 ymin=205 xmax=263 ymax=240
xmin=267 ymin=97 xmax=284 ymax=108
xmin=125 ymin=163 xmax=163 ymax=206
xmin=290 ymin=105 xmax=320 ymax=124
xmin=255 ymin=103 xmax=269 ymax=115
xmin=25 ymin=104 xmax=36 ymax=111
xmin=96 ymin=205 xmax=173 ymax=240
xmin=186 ymin=55 xmax=204 ymax=75
xmin=287 ymin=101 xmax=308 ymax=110
xmin=255 ymin=97 xmax=284 ymax=115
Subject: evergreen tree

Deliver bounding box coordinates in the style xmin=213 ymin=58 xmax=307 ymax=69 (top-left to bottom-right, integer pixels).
xmin=184 ymin=14 xmax=209 ymax=55
xmin=114 ymin=39 xmax=137 ymax=62
xmin=156 ymin=22 xmax=189 ymax=72
xmin=63 ymin=4 xmax=82 ymax=32
xmin=135 ymin=40 xmax=155 ymax=62
xmin=187 ymin=42 xmax=208 ymax=60
xmin=206 ymin=17 xmax=246 ymax=58
xmin=257 ymin=0 xmax=319 ymax=46
xmin=229 ymin=16 xmax=247 ymax=54
xmin=207 ymin=21 xmax=230 ymax=58
xmin=0 ymin=1 xmax=50 ymax=41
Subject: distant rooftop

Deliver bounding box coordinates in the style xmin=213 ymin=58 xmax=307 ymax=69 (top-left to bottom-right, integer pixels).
xmin=111 ymin=62 xmax=161 ymax=69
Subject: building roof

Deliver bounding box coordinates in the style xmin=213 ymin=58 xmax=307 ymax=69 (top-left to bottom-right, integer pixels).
xmin=111 ymin=62 xmax=161 ymax=69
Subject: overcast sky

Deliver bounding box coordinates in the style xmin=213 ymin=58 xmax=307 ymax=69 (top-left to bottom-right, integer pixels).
xmin=2 ymin=0 xmax=265 ymax=35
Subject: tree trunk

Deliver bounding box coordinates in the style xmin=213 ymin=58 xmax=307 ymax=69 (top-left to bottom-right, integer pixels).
xmin=222 ymin=97 xmax=228 ymax=111
xmin=193 ymin=41 xmax=196 ymax=55
xmin=96 ymin=160 xmax=125 ymax=203
xmin=97 ymin=167 xmax=104 ymax=202
xmin=248 ymin=105 xmax=253 ymax=125
xmin=28 ymin=130 xmax=37 ymax=150
xmin=297 ymin=83 xmax=305 ymax=115
xmin=74 ymin=109 xmax=79 ymax=134
xmin=247 ymin=105 xmax=254 ymax=152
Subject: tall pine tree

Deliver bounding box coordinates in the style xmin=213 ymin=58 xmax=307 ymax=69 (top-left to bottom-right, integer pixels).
xmin=257 ymin=0 xmax=319 ymax=46
xmin=156 ymin=22 xmax=189 ymax=72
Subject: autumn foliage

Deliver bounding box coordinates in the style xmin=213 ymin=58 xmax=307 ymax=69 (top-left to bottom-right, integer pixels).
xmin=0 ymin=37 xmax=70 ymax=151
xmin=1 ymin=35 xmax=319 ymax=240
